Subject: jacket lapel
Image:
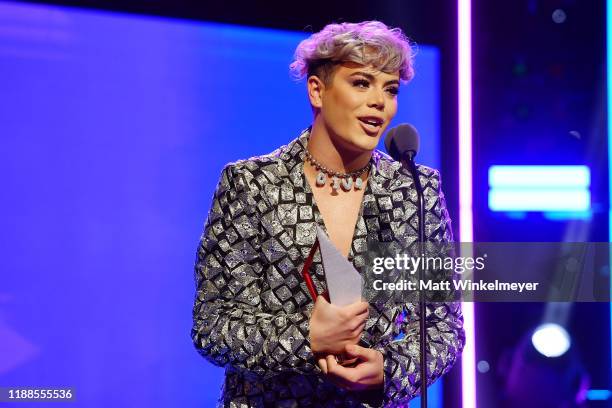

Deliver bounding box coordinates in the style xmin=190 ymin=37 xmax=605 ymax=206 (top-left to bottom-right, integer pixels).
xmin=259 ymin=127 xmax=411 ymax=272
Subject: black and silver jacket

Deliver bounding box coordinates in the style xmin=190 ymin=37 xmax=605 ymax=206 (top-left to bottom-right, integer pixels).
xmin=192 ymin=128 xmax=465 ymax=407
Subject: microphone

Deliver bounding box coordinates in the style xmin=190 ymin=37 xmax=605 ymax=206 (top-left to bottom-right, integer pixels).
xmin=384 ymin=123 xmax=420 ymax=161
xmin=384 ymin=123 xmax=428 ymax=408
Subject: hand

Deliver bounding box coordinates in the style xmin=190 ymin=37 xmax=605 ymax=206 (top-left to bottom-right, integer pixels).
xmin=309 ymin=296 xmax=369 ymax=355
xmin=316 ymin=344 xmax=384 ymax=391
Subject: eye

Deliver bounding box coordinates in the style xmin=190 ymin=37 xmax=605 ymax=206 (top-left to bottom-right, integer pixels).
xmin=352 ymin=79 xmax=370 ymax=88
xmin=386 ymin=87 xmax=400 ymax=96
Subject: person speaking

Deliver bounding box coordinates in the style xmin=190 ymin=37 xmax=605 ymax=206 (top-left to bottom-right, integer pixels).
xmin=191 ymin=20 xmax=465 ymax=407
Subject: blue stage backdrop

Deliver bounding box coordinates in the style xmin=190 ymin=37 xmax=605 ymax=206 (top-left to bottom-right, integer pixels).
xmin=0 ymin=1 xmax=441 ymax=406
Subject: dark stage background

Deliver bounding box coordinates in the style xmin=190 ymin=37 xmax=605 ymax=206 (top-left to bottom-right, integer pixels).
xmin=2 ymin=0 xmax=610 ymax=407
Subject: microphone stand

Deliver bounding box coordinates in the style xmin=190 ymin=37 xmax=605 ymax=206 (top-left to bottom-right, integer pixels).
xmin=400 ymin=150 xmax=428 ymax=408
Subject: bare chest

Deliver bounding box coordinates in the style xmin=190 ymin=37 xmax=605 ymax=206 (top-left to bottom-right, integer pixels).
xmin=308 ymin=183 xmax=366 ymax=258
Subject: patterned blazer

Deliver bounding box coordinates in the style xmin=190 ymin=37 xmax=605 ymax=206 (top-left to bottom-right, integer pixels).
xmin=192 ymin=128 xmax=465 ymax=407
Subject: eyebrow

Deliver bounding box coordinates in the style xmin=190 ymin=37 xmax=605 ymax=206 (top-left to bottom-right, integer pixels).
xmin=349 ymin=71 xmax=400 ymax=86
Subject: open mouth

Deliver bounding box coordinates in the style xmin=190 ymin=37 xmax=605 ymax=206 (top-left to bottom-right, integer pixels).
xmin=358 ymin=117 xmax=384 ymax=133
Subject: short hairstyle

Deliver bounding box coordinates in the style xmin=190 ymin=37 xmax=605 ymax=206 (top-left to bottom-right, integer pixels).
xmin=289 ymin=21 xmax=416 ymax=85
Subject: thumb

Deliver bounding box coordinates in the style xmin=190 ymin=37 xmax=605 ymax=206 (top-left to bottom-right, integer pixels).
xmin=345 ymin=343 xmax=367 ymax=357
xmin=315 ymin=294 xmax=330 ymax=306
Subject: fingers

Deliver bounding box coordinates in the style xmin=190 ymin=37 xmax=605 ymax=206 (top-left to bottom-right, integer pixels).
xmin=326 ymin=354 xmax=337 ymax=369
xmin=347 ymin=316 xmax=367 ymax=343
xmin=326 ymin=354 xmax=347 ymax=381
xmin=344 ymin=344 xmax=373 ymax=360
xmin=322 ymin=355 xmax=348 ymax=389
xmin=349 ymin=317 xmax=367 ymax=333
xmin=317 ymin=356 xmax=328 ymax=374
xmin=338 ymin=356 xmax=359 ymax=367
xmin=320 ymin=347 xmax=383 ymax=391
xmin=326 ymin=355 xmax=357 ymax=385
xmin=312 ymin=299 xmax=370 ymax=356
xmin=313 ymin=295 xmax=329 ymax=312
xmin=348 ymin=305 xmax=369 ymax=330
xmin=344 ymin=301 xmax=369 ymax=316
xmin=317 ymin=296 xmax=331 ymax=305
xmin=319 ymin=298 xmax=368 ymax=325
xmin=356 ymin=308 xmax=369 ymax=321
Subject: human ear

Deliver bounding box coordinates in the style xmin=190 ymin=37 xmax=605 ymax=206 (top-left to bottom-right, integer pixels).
xmin=307 ymin=75 xmax=324 ymax=109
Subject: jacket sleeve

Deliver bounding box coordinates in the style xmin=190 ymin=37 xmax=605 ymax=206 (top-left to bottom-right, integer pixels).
xmin=373 ymin=169 xmax=466 ymax=405
xmin=191 ymin=163 xmax=321 ymax=379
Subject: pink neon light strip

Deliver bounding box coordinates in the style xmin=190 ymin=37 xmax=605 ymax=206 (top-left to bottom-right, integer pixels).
xmin=458 ymin=0 xmax=476 ymax=407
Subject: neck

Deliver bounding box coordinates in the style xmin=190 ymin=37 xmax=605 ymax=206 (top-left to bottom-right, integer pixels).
xmin=307 ymin=118 xmax=373 ymax=173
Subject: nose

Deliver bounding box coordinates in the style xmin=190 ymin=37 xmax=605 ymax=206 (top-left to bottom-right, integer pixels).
xmin=367 ymin=87 xmax=385 ymax=110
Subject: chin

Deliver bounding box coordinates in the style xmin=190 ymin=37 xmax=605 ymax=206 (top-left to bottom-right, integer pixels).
xmin=353 ymin=127 xmax=386 ymax=151
xmin=349 ymin=135 xmax=380 ymax=152
xmin=330 ymin=126 xmax=379 ymax=153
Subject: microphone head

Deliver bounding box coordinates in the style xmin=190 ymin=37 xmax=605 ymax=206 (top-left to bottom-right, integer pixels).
xmin=384 ymin=123 xmax=420 ymax=161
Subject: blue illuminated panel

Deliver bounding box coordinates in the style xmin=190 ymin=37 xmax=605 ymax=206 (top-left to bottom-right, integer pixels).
xmin=489 ymin=165 xmax=590 ymax=189
xmin=586 ymin=389 xmax=612 ymax=401
xmin=488 ymin=166 xmax=591 ymax=212
xmin=0 ymin=1 xmax=442 ymax=407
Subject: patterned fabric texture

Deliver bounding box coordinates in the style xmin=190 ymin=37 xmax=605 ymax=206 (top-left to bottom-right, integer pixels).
xmin=192 ymin=128 xmax=465 ymax=407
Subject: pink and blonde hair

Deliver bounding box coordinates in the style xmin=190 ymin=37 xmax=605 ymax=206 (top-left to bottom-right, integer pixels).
xmin=289 ymin=21 xmax=416 ymax=84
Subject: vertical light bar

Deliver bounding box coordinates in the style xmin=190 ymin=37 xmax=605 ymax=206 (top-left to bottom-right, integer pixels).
xmin=458 ymin=0 xmax=476 ymax=408
xmin=458 ymin=4 xmax=473 ymax=242
xmin=607 ymin=0 xmax=612 ymax=382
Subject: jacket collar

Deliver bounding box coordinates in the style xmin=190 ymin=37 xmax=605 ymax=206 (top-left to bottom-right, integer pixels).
xmin=267 ymin=127 xmax=407 ymax=253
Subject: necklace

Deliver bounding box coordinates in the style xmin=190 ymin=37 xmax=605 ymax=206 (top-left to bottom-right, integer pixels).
xmin=304 ymin=149 xmax=371 ymax=192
